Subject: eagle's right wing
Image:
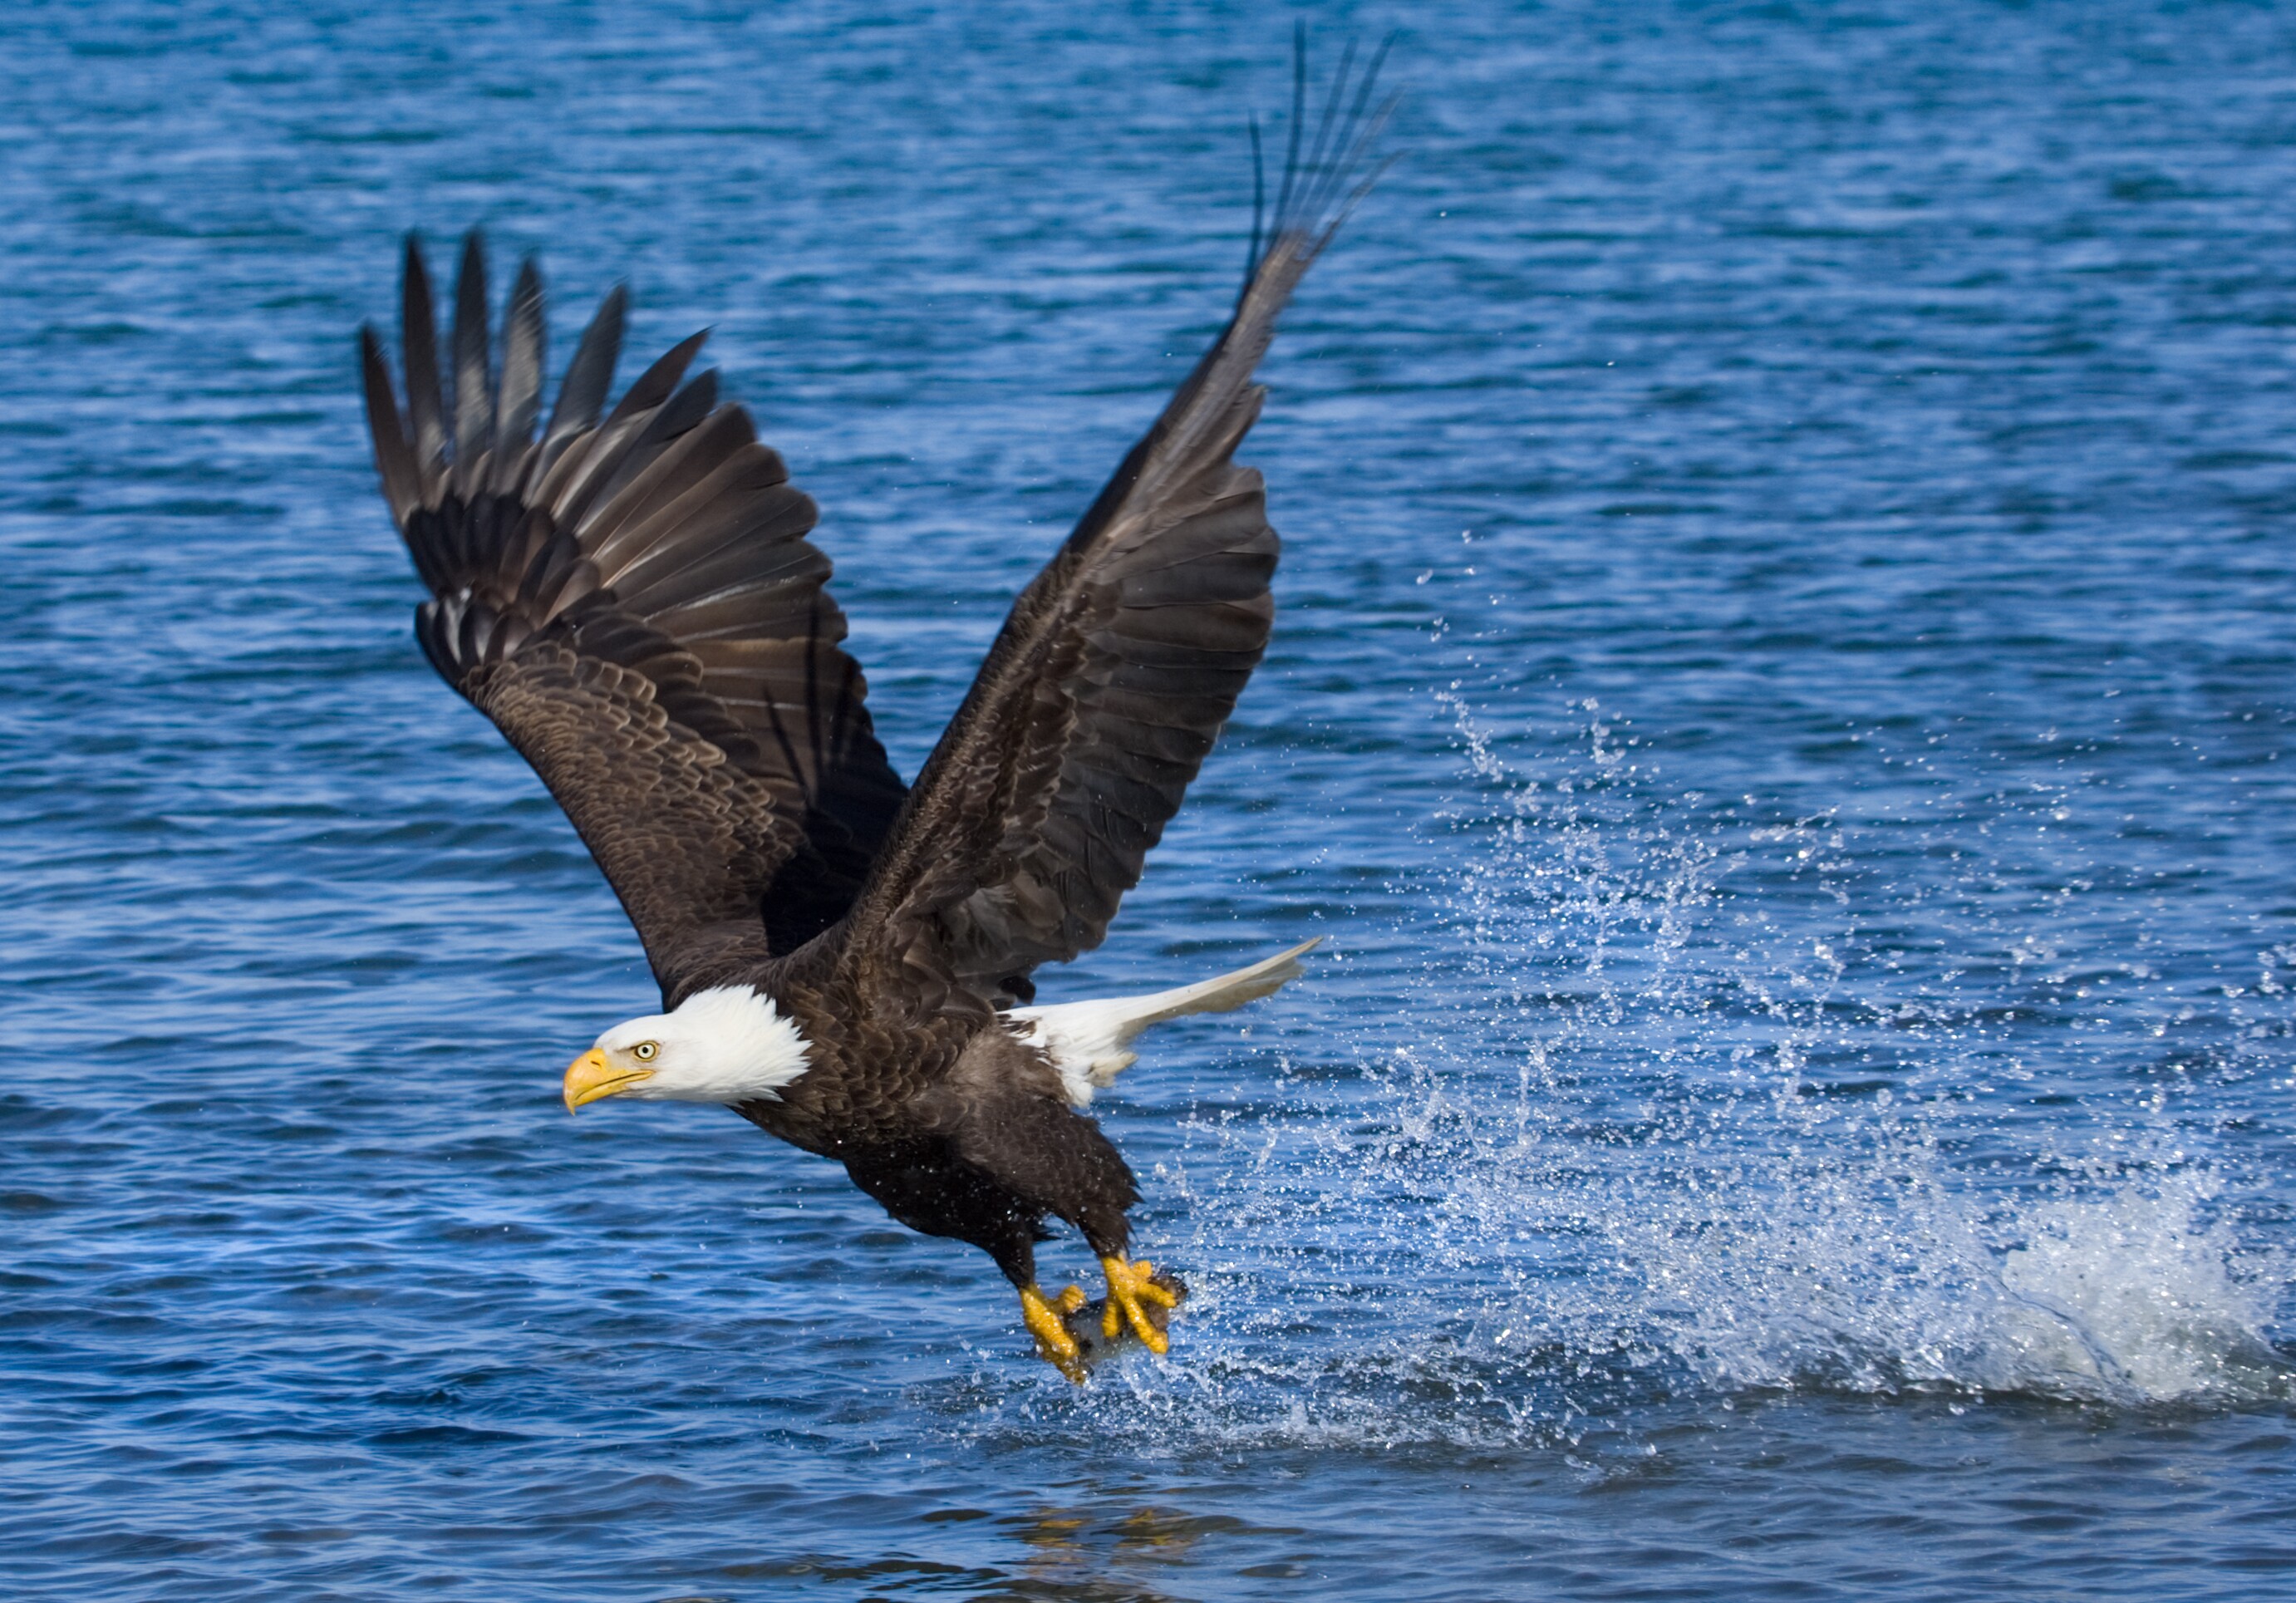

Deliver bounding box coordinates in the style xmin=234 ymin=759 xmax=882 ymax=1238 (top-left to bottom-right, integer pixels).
xmin=363 ymin=236 xmax=907 ymax=991
xmin=838 ymin=41 xmax=1392 ymax=1015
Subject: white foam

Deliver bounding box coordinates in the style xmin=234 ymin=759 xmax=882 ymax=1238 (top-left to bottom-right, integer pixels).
xmin=982 ymin=696 xmax=2294 ymax=1448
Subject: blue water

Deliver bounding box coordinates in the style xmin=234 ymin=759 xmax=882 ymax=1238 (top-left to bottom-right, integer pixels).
xmin=5 ymin=1 xmax=2296 ymax=1597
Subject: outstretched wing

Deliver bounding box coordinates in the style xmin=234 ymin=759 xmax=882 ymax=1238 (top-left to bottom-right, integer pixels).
xmin=841 ymin=40 xmax=1392 ymax=1015
xmin=363 ymin=234 xmax=907 ymax=991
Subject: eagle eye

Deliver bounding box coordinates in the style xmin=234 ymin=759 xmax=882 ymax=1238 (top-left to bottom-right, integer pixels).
xmin=632 ymin=1040 xmax=659 ymax=1062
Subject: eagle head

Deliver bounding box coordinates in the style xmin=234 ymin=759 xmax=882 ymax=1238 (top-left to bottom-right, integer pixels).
xmin=561 ymin=986 xmax=812 ymax=1113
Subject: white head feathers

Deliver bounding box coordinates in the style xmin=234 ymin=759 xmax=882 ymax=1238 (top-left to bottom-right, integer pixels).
xmin=592 ymin=986 xmax=812 ymax=1104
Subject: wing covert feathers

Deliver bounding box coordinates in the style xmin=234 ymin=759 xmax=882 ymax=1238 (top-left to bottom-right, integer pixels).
xmin=364 ymin=42 xmax=1381 ymax=1009
xmin=845 ymin=39 xmax=1391 ymax=1014
xmin=363 ymin=235 xmax=906 ymax=990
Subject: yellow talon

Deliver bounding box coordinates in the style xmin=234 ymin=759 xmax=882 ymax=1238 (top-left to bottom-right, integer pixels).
xmin=1020 ymin=1285 xmax=1086 ymax=1382
xmin=1098 ymin=1255 xmax=1177 ymax=1355
xmin=1054 ymin=1284 xmax=1088 ymax=1315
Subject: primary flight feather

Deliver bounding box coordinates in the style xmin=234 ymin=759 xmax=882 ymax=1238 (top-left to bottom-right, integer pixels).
xmin=360 ymin=45 xmax=1389 ymax=1377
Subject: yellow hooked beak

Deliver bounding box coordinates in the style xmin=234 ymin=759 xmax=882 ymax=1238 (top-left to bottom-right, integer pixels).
xmin=563 ymin=1047 xmax=653 ymax=1114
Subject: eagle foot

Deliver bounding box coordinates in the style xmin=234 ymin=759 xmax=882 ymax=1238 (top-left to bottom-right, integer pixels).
xmin=1098 ymin=1256 xmax=1179 ymax=1355
xmin=1020 ymin=1285 xmax=1089 ymax=1382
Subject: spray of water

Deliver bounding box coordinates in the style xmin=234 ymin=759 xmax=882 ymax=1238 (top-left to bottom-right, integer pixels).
xmin=957 ymin=697 xmax=2292 ymax=1452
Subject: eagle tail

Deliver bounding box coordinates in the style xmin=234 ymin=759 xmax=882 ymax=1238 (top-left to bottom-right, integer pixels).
xmin=1002 ymin=937 xmax=1323 ymax=1105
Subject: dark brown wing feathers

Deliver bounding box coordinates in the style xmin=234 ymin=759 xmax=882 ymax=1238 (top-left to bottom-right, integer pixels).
xmin=366 ymin=43 xmax=1382 ymax=1014
xmin=843 ymin=40 xmax=1392 ymax=1013
xmin=363 ymin=236 xmax=906 ymax=990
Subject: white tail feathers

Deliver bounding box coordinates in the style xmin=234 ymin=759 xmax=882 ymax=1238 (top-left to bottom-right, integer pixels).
xmin=1001 ymin=937 xmax=1324 ymax=1107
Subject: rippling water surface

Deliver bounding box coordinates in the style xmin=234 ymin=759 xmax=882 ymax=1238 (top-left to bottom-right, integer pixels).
xmin=5 ymin=2 xmax=2296 ymax=1598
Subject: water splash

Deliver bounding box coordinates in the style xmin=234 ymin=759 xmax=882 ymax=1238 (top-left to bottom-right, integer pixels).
xmin=1021 ymin=697 xmax=2294 ymax=1451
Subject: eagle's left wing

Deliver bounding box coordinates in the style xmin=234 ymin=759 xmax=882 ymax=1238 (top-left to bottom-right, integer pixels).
xmin=364 ymin=235 xmax=907 ymax=990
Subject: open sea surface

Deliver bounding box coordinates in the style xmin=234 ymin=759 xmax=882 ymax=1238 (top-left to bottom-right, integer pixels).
xmin=5 ymin=2 xmax=2296 ymax=1598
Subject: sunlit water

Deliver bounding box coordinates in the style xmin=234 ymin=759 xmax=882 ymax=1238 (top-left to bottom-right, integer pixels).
xmin=4 ymin=2 xmax=2295 ymax=1598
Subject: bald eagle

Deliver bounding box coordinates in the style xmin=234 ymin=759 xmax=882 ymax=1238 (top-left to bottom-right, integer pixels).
xmin=359 ymin=52 xmax=1387 ymax=1378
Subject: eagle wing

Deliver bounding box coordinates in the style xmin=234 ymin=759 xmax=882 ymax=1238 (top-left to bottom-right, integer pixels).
xmin=839 ymin=46 xmax=1391 ymax=1014
xmin=364 ymin=235 xmax=907 ymax=991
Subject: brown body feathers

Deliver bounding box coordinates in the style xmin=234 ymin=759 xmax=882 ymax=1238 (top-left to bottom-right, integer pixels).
xmin=361 ymin=42 xmax=1389 ymax=1291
